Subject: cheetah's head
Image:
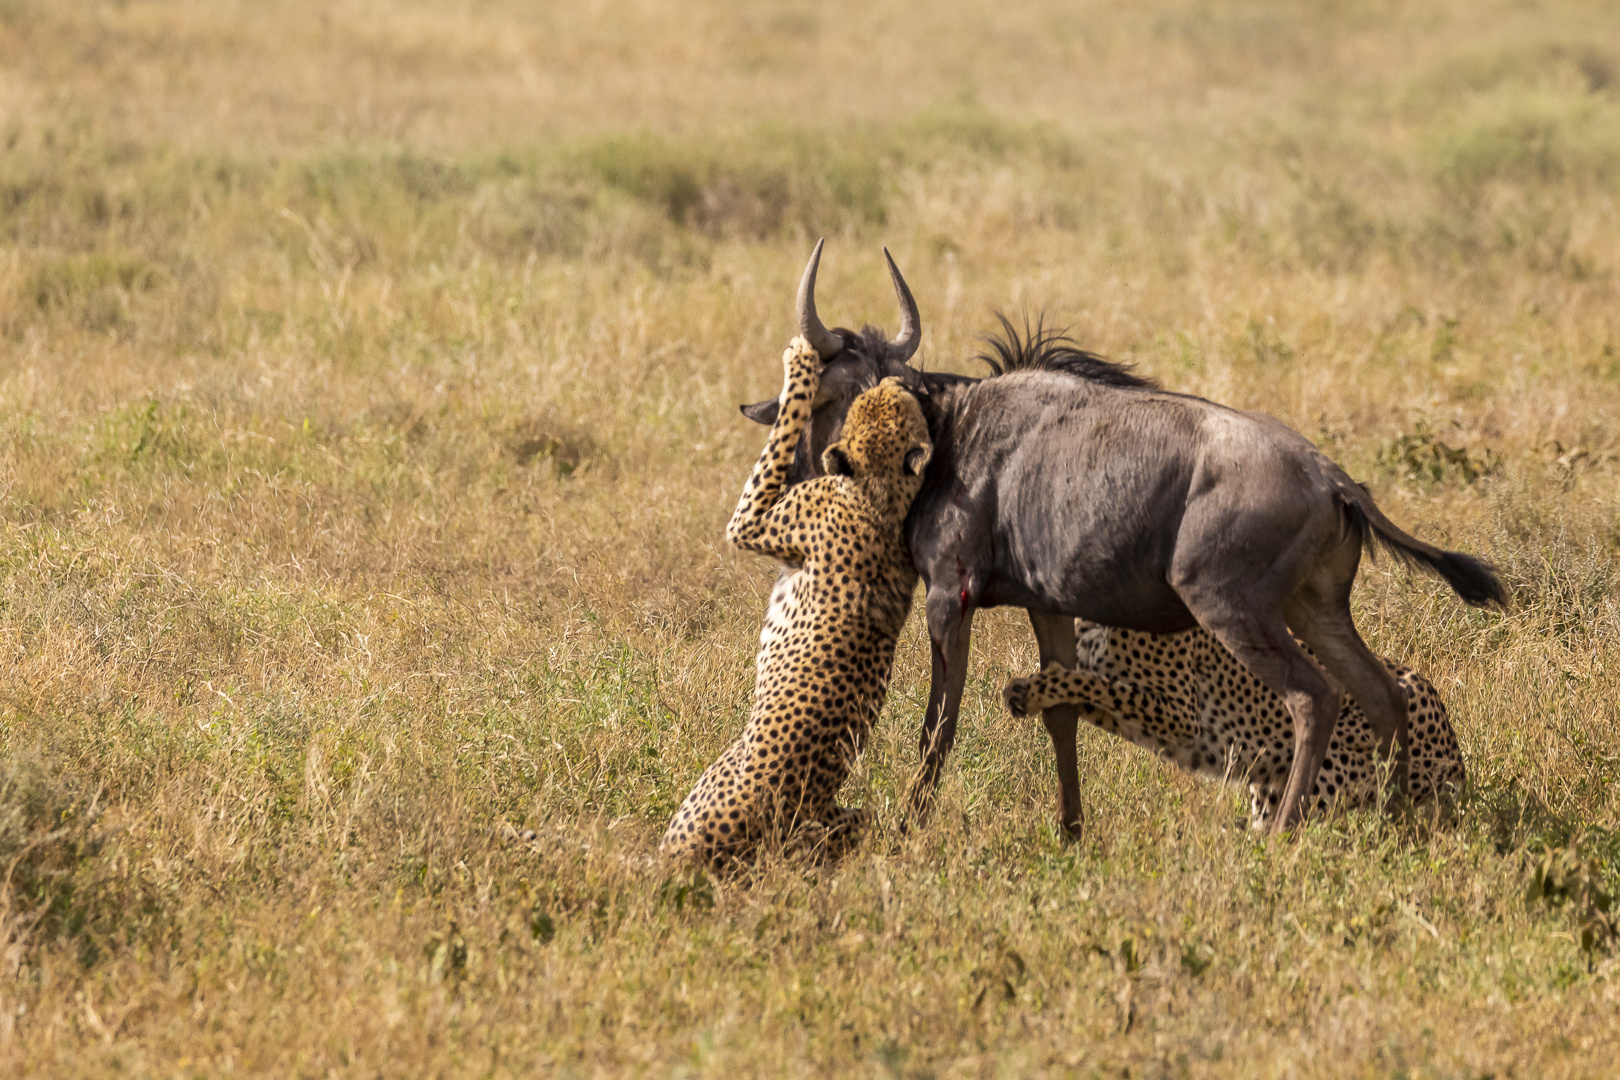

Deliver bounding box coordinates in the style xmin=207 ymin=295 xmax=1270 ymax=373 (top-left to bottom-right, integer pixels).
xmin=820 ymin=377 xmax=932 ymax=517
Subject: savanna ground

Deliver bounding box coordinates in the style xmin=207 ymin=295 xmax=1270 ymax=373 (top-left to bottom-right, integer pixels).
xmin=2 ymin=0 xmax=1620 ymax=1075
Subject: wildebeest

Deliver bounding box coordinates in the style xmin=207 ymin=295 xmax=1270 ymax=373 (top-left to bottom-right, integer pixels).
xmin=740 ymin=241 xmax=1505 ymax=835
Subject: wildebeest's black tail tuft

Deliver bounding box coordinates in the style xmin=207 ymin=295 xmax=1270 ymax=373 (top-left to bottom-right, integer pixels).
xmin=1333 ymin=475 xmax=1508 ymax=608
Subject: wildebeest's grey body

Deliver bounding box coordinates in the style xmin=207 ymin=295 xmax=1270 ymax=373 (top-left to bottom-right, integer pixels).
xmin=745 ymin=243 xmax=1505 ymax=833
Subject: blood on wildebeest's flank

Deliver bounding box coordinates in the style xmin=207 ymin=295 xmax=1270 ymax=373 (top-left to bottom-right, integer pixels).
xmin=739 ymin=241 xmax=1505 ymax=836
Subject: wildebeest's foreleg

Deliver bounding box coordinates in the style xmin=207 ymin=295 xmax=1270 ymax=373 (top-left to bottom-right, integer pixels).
xmin=904 ymin=585 xmax=975 ymax=829
xmin=1027 ymin=611 xmax=1084 ymax=839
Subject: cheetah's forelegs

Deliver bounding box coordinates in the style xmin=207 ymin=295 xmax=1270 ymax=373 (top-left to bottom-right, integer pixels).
xmin=1004 ymin=661 xmax=1108 ymax=718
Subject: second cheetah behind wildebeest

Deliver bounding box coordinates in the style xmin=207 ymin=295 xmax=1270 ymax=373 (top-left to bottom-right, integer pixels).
xmin=659 ymin=336 xmax=932 ymax=872
xmin=1003 ymin=621 xmax=1465 ymax=829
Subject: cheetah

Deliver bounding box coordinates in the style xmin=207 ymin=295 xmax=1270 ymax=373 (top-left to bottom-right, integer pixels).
xmin=660 ymin=336 xmax=932 ymax=871
xmin=1003 ymin=622 xmax=1464 ymax=829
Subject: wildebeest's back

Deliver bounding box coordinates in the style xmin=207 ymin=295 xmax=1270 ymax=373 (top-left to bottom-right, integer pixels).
xmin=913 ymin=371 xmax=1367 ymax=633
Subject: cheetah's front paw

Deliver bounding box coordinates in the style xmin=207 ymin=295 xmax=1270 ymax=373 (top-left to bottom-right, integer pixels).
xmin=783 ymin=336 xmax=827 ymax=382
xmin=1003 ymin=677 xmax=1040 ymax=718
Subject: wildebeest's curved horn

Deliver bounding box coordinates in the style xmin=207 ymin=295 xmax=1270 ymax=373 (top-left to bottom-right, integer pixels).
xmin=796 ymin=238 xmax=844 ymax=360
xmin=883 ymin=247 xmax=920 ymax=362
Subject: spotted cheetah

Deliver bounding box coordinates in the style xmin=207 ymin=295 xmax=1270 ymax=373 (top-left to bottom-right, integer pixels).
xmin=660 ymin=337 xmax=932 ymax=871
xmin=1004 ymin=622 xmax=1464 ymax=829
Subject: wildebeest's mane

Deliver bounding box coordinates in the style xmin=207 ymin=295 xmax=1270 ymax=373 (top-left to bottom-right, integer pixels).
xmin=819 ymin=317 xmax=1155 ymax=394
xmin=976 ymin=313 xmax=1158 ymax=389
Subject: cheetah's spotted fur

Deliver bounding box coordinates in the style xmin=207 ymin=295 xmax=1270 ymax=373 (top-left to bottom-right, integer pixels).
xmin=660 ymin=337 xmax=931 ymax=871
xmin=1004 ymin=623 xmax=1464 ymax=829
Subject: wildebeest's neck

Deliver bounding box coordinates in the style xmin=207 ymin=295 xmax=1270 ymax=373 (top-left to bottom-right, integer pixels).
xmin=909 ymin=370 xmax=978 ymax=433
xmin=908 ymin=368 xmax=1114 ymax=477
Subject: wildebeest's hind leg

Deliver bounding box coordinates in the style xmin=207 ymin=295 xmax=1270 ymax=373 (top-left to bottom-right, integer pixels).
xmin=904 ymin=586 xmax=975 ymax=830
xmin=1028 ymin=611 xmax=1084 ymax=839
xmin=1284 ymin=538 xmax=1410 ymax=804
xmin=1188 ymin=604 xmax=1343 ymax=834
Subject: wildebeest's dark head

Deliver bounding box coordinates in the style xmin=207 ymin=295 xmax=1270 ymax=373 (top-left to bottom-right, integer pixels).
xmin=739 ymin=240 xmax=931 ymax=485
xmin=740 ymin=242 xmax=1154 ymax=487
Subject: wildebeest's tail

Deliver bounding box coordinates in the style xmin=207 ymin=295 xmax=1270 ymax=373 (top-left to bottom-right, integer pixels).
xmin=1328 ymin=470 xmax=1508 ymax=608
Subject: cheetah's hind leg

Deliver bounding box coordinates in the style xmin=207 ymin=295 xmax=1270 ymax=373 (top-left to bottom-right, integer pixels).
xmin=788 ymin=806 xmax=871 ymax=863
xmin=822 ymin=805 xmax=871 ymax=854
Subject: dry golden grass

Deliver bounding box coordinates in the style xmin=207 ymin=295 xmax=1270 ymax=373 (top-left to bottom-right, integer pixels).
xmin=2 ymin=0 xmax=1620 ymax=1075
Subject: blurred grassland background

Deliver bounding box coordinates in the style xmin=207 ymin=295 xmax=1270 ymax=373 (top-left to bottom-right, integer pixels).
xmin=2 ymin=0 xmax=1620 ymax=1075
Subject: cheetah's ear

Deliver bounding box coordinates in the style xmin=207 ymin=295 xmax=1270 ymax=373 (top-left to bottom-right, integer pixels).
xmin=823 ymin=444 xmax=855 ymax=477
xmin=740 ymin=398 xmax=780 ymax=425
xmin=903 ymin=443 xmax=932 ymax=476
